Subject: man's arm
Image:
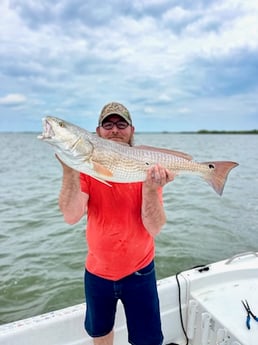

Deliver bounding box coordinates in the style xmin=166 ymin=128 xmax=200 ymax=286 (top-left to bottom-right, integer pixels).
xmin=141 ymin=165 xmax=174 ymax=237
xmin=57 ymin=156 xmax=88 ymax=224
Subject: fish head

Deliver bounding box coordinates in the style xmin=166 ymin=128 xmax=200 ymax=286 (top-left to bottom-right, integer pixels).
xmin=38 ymin=116 xmax=94 ymax=159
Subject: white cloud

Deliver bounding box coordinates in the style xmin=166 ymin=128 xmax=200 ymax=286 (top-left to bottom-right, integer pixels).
xmin=0 ymin=0 xmax=257 ymax=131
xmin=163 ymin=6 xmax=193 ymax=23
xmin=0 ymin=93 xmax=27 ymax=106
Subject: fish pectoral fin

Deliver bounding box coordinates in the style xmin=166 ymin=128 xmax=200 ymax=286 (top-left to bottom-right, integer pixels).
xmin=136 ymin=145 xmax=193 ymax=161
xmin=92 ymin=161 xmax=114 ymax=178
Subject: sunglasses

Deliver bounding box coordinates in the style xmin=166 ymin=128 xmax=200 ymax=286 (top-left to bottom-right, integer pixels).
xmin=101 ymin=120 xmax=129 ymax=130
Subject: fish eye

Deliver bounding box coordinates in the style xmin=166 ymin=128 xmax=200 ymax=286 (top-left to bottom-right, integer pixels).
xmin=59 ymin=121 xmax=65 ymax=128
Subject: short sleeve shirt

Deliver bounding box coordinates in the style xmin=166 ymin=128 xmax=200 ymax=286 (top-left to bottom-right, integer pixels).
xmin=80 ymin=173 xmax=159 ymax=280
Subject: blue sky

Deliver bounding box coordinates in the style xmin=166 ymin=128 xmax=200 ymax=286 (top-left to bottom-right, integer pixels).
xmin=0 ymin=0 xmax=257 ymax=132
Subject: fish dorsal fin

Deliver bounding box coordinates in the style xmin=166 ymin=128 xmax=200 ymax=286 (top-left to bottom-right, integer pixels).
xmin=136 ymin=145 xmax=193 ymax=161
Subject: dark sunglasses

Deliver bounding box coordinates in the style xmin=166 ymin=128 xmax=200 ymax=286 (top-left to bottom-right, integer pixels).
xmin=101 ymin=120 xmax=129 ymax=130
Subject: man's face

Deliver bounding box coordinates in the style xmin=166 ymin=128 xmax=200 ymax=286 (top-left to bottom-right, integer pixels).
xmin=97 ymin=115 xmax=135 ymax=144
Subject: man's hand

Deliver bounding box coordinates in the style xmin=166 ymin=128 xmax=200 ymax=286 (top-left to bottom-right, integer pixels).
xmin=144 ymin=164 xmax=175 ymax=190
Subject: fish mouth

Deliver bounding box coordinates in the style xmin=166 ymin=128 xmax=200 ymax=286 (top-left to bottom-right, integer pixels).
xmin=37 ymin=118 xmax=55 ymax=140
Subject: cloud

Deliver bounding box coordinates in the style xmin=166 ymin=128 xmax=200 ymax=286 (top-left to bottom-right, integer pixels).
xmin=0 ymin=0 xmax=257 ymax=131
xmin=0 ymin=93 xmax=27 ymax=106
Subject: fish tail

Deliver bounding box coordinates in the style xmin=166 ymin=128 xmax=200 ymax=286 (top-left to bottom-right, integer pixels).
xmin=202 ymin=161 xmax=239 ymax=196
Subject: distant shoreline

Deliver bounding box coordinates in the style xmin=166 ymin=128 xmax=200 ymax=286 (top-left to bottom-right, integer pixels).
xmin=156 ymin=129 xmax=258 ymax=134
xmin=1 ymin=130 xmax=258 ymax=135
xmin=196 ymin=129 xmax=258 ymax=134
xmin=134 ymin=130 xmax=258 ymax=134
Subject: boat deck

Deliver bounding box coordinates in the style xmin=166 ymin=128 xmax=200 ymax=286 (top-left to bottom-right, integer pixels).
xmin=182 ymin=252 xmax=258 ymax=345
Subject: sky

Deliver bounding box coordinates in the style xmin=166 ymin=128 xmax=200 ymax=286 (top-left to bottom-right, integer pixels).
xmin=0 ymin=0 xmax=258 ymax=132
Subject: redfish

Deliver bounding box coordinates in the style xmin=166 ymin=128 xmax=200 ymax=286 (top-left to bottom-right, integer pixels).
xmin=38 ymin=116 xmax=238 ymax=195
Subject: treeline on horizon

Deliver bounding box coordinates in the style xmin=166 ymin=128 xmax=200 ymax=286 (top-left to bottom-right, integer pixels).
xmin=196 ymin=129 xmax=258 ymax=134
xmin=156 ymin=129 xmax=258 ymax=134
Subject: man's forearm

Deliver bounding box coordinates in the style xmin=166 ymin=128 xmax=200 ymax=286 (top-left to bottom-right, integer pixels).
xmin=141 ymin=165 xmax=174 ymax=236
xmin=141 ymin=186 xmax=166 ymax=237
xmin=58 ymin=164 xmax=87 ymax=224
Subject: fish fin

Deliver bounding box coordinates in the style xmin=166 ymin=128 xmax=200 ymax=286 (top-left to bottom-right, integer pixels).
xmin=136 ymin=145 xmax=193 ymax=161
xmin=91 ymin=176 xmax=112 ymax=187
xmin=92 ymin=161 xmax=114 ymax=178
xmin=202 ymin=161 xmax=239 ymax=196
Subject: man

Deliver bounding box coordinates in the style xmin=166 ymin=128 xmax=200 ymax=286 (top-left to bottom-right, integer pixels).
xmin=58 ymin=102 xmax=174 ymax=345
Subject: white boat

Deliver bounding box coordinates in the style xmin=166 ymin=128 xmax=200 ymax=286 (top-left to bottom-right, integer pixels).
xmin=1 ymin=252 xmax=258 ymax=345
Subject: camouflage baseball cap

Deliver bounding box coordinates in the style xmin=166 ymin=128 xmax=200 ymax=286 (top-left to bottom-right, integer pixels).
xmin=98 ymin=102 xmax=132 ymax=125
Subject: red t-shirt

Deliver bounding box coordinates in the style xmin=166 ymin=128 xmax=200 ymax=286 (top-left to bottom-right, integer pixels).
xmin=80 ymin=173 xmax=161 ymax=281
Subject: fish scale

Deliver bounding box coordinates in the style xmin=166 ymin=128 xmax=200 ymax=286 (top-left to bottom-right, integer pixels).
xmin=93 ymin=143 xmax=213 ymax=179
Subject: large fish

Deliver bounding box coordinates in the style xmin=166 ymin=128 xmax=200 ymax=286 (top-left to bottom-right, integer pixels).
xmin=38 ymin=116 xmax=238 ymax=195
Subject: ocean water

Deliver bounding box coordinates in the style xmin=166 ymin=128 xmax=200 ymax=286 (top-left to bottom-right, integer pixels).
xmin=0 ymin=132 xmax=257 ymax=325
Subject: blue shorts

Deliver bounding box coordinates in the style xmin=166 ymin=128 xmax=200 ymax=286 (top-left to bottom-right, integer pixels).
xmin=84 ymin=260 xmax=163 ymax=345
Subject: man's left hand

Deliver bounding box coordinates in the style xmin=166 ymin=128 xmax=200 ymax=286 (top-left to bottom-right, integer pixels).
xmin=144 ymin=164 xmax=175 ymax=189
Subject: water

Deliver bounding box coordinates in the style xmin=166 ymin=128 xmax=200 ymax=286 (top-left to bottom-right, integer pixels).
xmin=0 ymin=132 xmax=257 ymax=325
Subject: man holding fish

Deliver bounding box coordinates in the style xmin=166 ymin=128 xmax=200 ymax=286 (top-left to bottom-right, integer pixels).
xmin=58 ymin=102 xmax=174 ymax=345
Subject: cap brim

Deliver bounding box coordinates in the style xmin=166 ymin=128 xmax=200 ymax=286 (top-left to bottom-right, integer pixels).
xmin=99 ymin=112 xmax=131 ymax=125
